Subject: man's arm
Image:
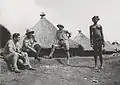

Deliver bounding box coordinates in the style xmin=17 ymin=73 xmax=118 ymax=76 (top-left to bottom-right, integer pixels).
xmin=16 ymin=42 xmax=22 ymax=53
xmin=23 ymin=40 xmax=37 ymax=53
xmin=8 ymin=41 xmax=17 ymax=54
xmin=100 ymin=25 xmax=105 ymax=45
xmin=65 ymin=30 xmax=71 ymax=38
xmin=32 ymin=35 xmax=37 ymax=42
xmin=90 ymin=26 xmax=93 ymax=45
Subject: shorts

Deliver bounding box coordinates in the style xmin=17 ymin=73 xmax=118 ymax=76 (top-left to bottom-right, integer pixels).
xmin=3 ymin=53 xmax=15 ymax=62
xmin=4 ymin=52 xmax=27 ymax=62
xmin=57 ymin=40 xmax=69 ymax=50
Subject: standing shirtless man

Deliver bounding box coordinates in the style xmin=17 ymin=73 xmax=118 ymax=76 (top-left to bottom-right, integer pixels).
xmin=90 ymin=16 xmax=105 ymax=69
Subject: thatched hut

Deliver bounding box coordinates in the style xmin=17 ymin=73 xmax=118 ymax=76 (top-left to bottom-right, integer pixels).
xmin=112 ymin=42 xmax=120 ymax=52
xmin=74 ymin=30 xmax=93 ymax=51
xmin=0 ymin=24 xmax=11 ymax=48
xmin=103 ymin=41 xmax=115 ymax=53
xmin=73 ymin=30 xmax=94 ymax=56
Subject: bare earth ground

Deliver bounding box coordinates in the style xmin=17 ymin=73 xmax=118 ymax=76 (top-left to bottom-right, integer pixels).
xmin=0 ymin=54 xmax=120 ymax=85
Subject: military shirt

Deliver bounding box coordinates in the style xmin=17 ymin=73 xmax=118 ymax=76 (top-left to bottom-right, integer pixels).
xmin=56 ymin=30 xmax=69 ymax=41
xmin=4 ymin=39 xmax=19 ymax=55
xmin=22 ymin=37 xmax=34 ymax=48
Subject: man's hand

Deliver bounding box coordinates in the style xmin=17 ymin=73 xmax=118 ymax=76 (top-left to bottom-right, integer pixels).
xmin=68 ymin=33 xmax=71 ymax=38
xmin=18 ymin=53 xmax=23 ymax=56
xmin=31 ymin=48 xmax=37 ymax=53
xmin=91 ymin=44 xmax=93 ymax=48
xmin=90 ymin=44 xmax=93 ymax=48
xmin=102 ymin=44 xmax=105 ymax=48
xmin=102 ymin=41 xmax=105 ymax=48
xmin=90 ymin=40 xmax=93 ymax=48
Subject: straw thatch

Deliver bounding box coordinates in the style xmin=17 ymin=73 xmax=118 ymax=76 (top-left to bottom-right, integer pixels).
xmin=69 ymin=39 xmax=83 ymax=48
xmin=0 ymin=24 xmax=11 ymax=48
xmin=31 ymin=16 xmax=57 ymax=48
xmin=103 ymin=41 xmax=115 ymax=52
xmin=73 ymin=30 xmax=93 ymax=51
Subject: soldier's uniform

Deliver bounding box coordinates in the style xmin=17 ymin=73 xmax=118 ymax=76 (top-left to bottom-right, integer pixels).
xmin=56 ymin=30 xmax=70 ymax=50
xmin=4 ymin=39 xmax=20 ymax=60
xmin=22 ymin=37 xmax=35 ymax=52
xmin=22 ymin=29 xmax=41 ymax=60
xmin=22 ymin=36 xmax=41 ymax=58
xmin=4 ymin=39 xmax=33 ymax=72
xmin=49 ymin=24 xmax=71 ymax=65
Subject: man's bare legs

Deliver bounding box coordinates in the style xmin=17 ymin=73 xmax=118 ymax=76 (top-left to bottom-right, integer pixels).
xmin=94 ymin=56 xmax=98 ymax=69
xmin=19 ymin=52 xmax=36 ymax=70
xmin=48 ymin=45 xmax=56 ymax=58
xmin=94 ymin=51 xmax=98 ymax=69
xmin=34 ymin=44 xmax=41 ymax=61
xmin=94 ymin=50 xmax=103 ymax=69
xmin=99 ymin=52 xmax=103 ymax=69
xmin=6 ymin=53 xmax=21 ymax=73
xmin=66 ymin=50 xmax=70 ymax=65
xmin=49 ymin=45 xmax=70 ymax=65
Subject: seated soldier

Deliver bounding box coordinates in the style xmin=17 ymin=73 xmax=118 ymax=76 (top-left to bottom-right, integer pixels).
xmin=3 ymin=33 xmax=36 ymax=73
xmin=48 ymin=24 xmax=71 ymax=65
xmin=22 ymin=29 xmax=41 ymax=61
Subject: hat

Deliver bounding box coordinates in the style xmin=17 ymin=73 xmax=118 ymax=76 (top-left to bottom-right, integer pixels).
xmin=57 ymin=24 xmax=64 ymax=28
xmin=25 ymin=29 xmax=34 ymax=35
xmin=92 ymin=16 xmax=100 ymax=21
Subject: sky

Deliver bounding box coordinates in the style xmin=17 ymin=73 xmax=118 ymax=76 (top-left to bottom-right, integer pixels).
xmin=0 ymin=0 xmax=120 ymax=42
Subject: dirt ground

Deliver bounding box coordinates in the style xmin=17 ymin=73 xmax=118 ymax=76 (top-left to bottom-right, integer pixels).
xmin=0 ymin=54 xmax=120 ymax=85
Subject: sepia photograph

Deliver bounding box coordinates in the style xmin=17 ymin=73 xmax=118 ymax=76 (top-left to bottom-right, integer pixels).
xmin=0 ymin=0 xmax=120 ymax=85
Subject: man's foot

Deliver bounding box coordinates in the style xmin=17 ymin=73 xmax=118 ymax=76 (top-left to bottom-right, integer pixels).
xmin=99 ymin=66 xmax=104 ymax=69
xmin=48 ymin=56 xmax=52 ymax=59
xmin=27 ymin=67 xmax=36 ymax=70
xmin=35 ymin=57 xmax=41 ymax=61
xmin=94 ymin=66 xmax=98 ymax=70
xmin=13 ymin=68 xmax=21 ymax=73
xmin=67 ymin=60 xmax=70 ymax=65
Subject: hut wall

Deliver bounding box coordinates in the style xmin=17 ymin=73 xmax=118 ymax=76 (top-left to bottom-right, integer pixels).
xmin=0 ymin=25 xmax=11 ymax=48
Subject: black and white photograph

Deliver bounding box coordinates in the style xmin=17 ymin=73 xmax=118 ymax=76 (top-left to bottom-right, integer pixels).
xmin=0 ymin=0 xmax=120 ymax=85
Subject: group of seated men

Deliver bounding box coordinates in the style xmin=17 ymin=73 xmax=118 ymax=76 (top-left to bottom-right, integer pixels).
xmin=3 ymin=24 xmax=71 ymax=73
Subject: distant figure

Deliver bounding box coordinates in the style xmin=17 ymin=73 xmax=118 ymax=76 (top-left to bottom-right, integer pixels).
xmin=48 ymin=24 xmax=71 ymax=65
xmin=89 ymin=16 xmax=105 ymax=69
xmin=22 ymin=29 xmax=41 ymax=61
xmin=115 ymin=48 xmax=119 ymax=56
xmin=3 ymin=33 xmax=36 ymax=73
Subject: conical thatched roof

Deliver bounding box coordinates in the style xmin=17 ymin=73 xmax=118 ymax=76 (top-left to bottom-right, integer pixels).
xmin=69 ymin=39 xmax=83 ymax=48
xmin=31 ymin=15 xmax=57 ymax=48
xmin=0 ymin=24 xmax=11 ymax=48
xmin=103 ymin=41 xmax=115 ymax=52
xmin=112 ymin=42 xmax=120 ymax=51
xmin=73 ymin=30 xmax=93 ymax=51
